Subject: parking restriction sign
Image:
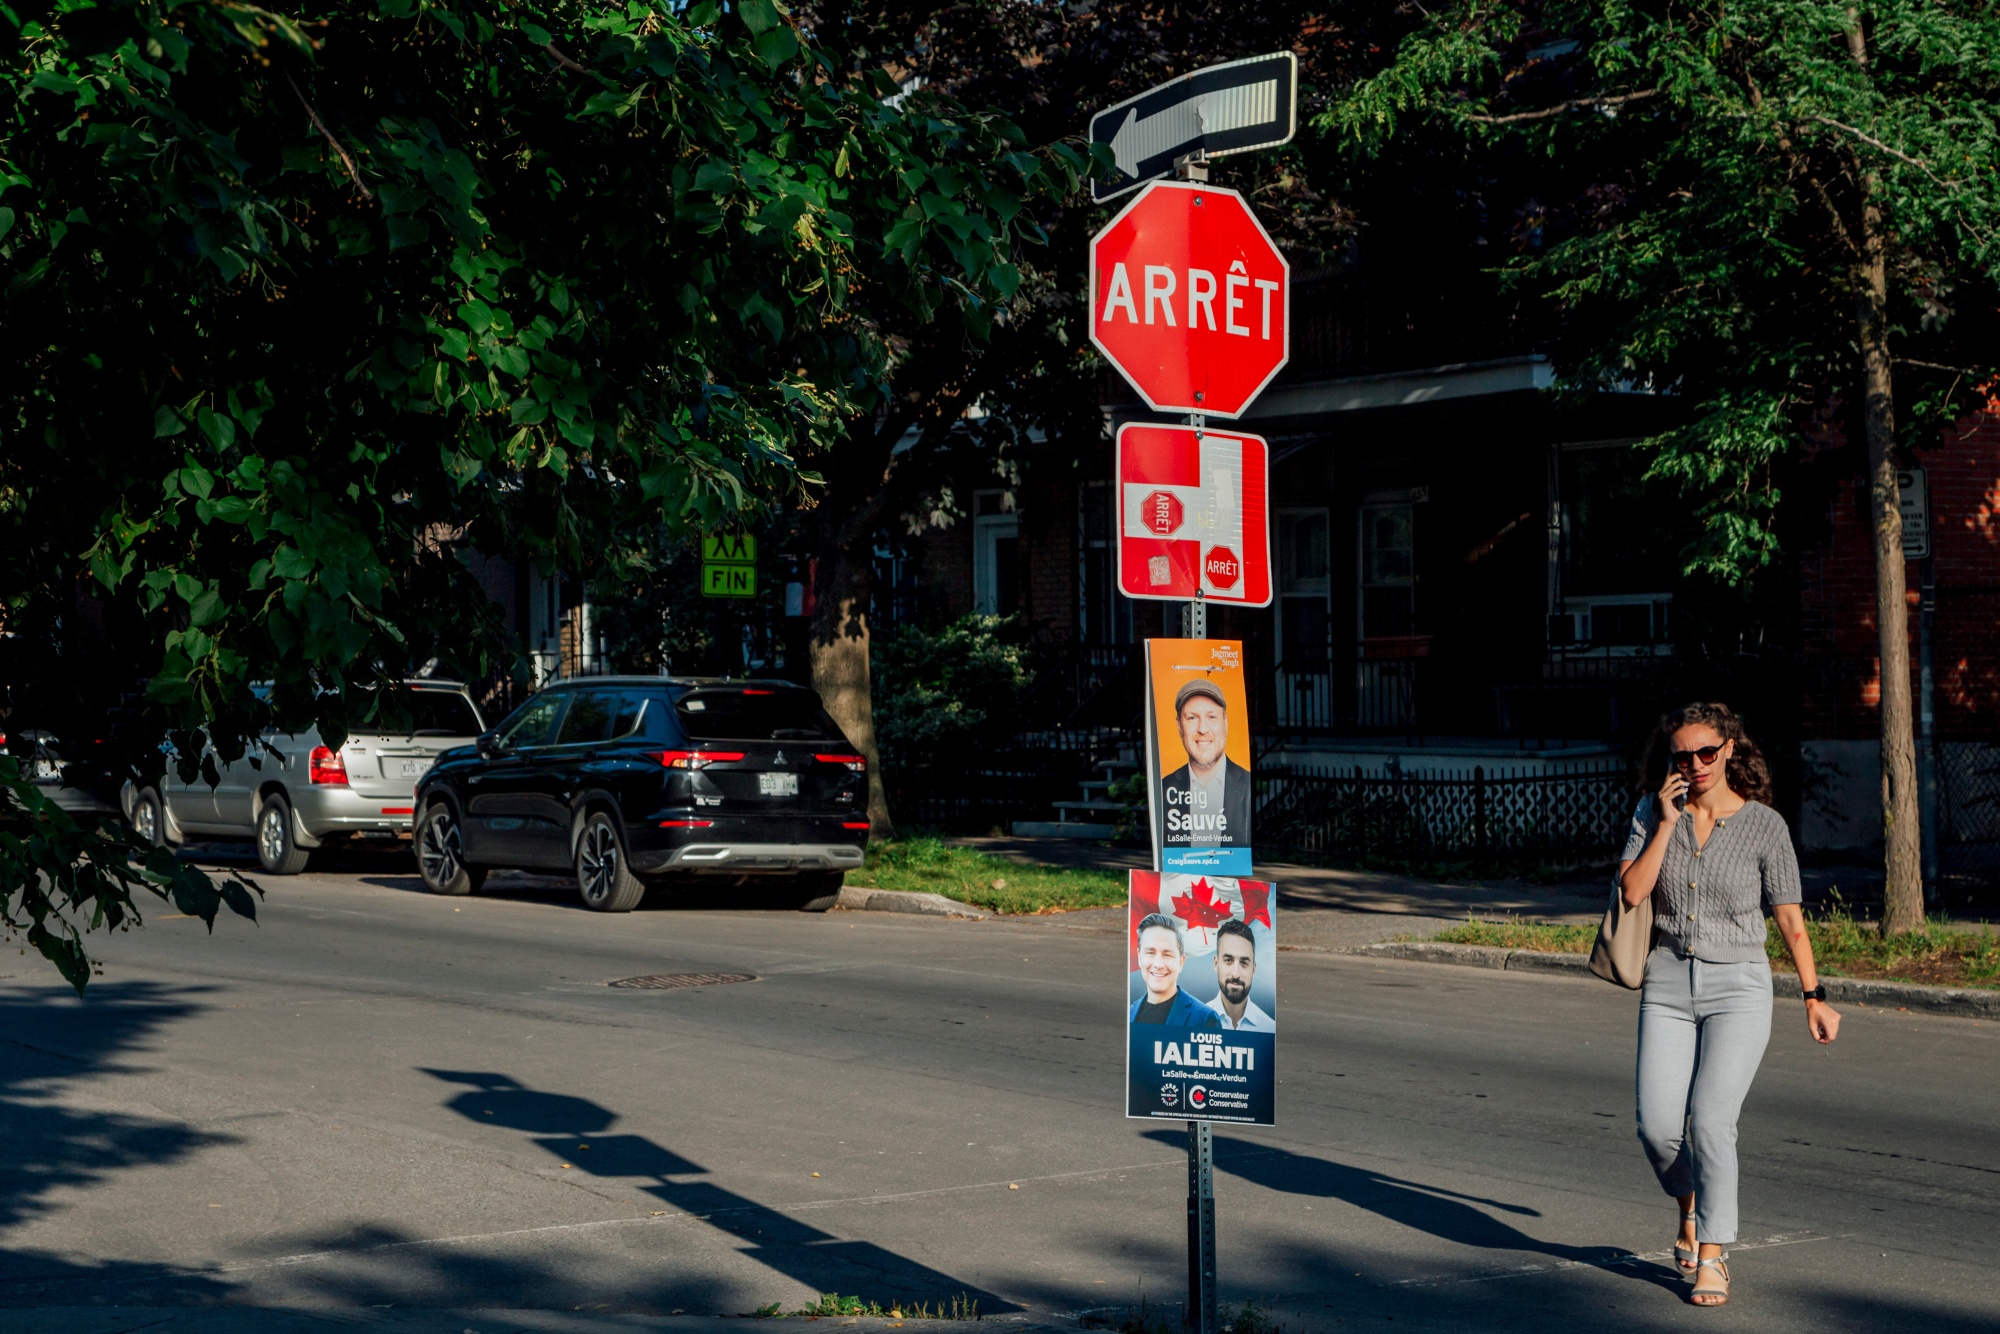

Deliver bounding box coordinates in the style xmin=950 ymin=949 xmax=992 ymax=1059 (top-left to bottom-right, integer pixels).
xmin=1115 ymin=423 xmax=1270 ymax=606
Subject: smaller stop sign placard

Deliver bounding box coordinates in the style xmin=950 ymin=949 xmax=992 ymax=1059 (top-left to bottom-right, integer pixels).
xmin=1115 ymin=423 xmax=1270 ymax=606
xmin=1090 ymin=181 xmax=1290 ymax=418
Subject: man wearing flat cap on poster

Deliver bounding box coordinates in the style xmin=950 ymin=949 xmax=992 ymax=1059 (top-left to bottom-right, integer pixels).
xmin=1157 ymin=676 xmax=1252 ymax=857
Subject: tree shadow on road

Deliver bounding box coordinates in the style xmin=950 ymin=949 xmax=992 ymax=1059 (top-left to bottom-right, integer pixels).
xmin=0 ymin=979 xmax=243 ymax=1308
xmin=415 ymin=1069 xmax=1014 ymax=1312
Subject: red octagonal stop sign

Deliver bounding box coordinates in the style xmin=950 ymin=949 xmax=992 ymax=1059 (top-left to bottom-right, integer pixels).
xmin=1205 ymin=546 xmax=1241 ymax=589
xmin=1090 ymin=181 xmax=1289 ymax=418
xmin=1143 ymin=490 xmax=1184 ymax=535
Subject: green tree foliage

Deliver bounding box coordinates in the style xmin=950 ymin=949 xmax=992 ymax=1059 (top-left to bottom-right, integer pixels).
xmin=870 ymin=613 xmax=1031 ymax=773
xmin=0 ymin=0 xmax=1069 ymax=986
xmin=1322 ymin=0 xmax=2000 ymax=931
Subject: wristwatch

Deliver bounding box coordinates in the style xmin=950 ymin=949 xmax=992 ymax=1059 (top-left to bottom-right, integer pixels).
xmin=1800 ymin=984 xmax=1827 ymax=1003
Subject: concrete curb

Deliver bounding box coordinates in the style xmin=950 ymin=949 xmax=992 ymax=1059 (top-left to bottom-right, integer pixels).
xmin=1353 ymin=942 xmax=2000 ymax=1020
xmin=834 ymin=885 xmax=993 ymax=919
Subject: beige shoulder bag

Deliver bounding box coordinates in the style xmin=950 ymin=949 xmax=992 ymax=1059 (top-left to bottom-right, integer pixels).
xmin=1588 ymin=879 xmax=1654 ymax=989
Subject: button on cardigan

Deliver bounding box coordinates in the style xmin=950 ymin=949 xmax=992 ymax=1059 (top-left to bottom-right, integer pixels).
xmin=1619 ymin=798 xmax=1802 ymax=964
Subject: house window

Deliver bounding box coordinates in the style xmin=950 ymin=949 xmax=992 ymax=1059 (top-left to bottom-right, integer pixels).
xmin=1554 ymin=444 xmax=1679 ymax=653
xmin=1080 ymin=481 xmax=1134 ymax=643
xmin=1359 ymin=503 xmax=1415 ymax=638
xmin=973 ymin=490 xmax=1019 ymax=617
xmin=1277 ymin=509 xmax=1331 ymax=670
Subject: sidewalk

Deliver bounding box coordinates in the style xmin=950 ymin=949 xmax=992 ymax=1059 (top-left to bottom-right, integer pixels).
xmin=952 ymin=836 xmax=1608 ymax=923
xmin=949 ymin=836 xmax=1951 ymax=927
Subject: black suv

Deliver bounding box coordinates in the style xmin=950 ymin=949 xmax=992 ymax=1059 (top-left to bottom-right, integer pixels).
xmin=413 ymin=677 xmax=869 ymax=912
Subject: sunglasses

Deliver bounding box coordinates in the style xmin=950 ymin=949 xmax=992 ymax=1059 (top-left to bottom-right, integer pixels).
xmin=1671 ymin=745 xmax=1725 ymax=771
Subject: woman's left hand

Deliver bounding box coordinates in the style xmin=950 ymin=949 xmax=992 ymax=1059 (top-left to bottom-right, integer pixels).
xmin=1805 ymin=999 xmax=1840 ymax=1044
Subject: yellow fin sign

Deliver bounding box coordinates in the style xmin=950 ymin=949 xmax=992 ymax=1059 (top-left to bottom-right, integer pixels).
xmin=702 ymin=563 xmax=757 ymax=598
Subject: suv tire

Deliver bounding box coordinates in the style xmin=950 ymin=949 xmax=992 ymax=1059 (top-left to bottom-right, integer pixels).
xmin=256 ymin=794 xmax=313 ymax=875
xmin=417 ymin=803 xmax=487 ymax=896
xmin=131 ymin=787 xmax=167 ymax=848
xmin=784 ymin=871 xmax=844 ymax=913
xmin=576 ymin=811 xmax=646 ymax=913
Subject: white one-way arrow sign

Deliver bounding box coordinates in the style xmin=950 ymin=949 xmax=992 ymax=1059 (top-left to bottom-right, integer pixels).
xmin=1089 ymin=53 xmax=1297 ymax=203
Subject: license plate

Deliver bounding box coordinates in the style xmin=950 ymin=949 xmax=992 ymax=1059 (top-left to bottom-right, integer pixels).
xmin=758 ymin=771 xmax=798 ymax=797
xmin=399 ymin=758 xmax=431 ymax=778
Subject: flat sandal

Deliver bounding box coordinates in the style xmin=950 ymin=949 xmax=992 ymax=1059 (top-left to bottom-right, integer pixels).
xmin=1673 ymin=1208 xmax=1698 ymax=1271
xmin=1689 ymin=1254 xmax=1730 ymax=1306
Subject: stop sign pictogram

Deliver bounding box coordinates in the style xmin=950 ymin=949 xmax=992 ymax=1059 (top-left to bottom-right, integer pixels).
xmin=1090 ymin=181 xmax=1290 ymax=418
xmin=1143 ymin=490 xmax=1184 ymax=535
xmin=1205 ymin=546 xmax=1240 ymax=589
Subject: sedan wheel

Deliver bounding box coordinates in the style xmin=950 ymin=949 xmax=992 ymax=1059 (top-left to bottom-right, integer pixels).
xmin=576 ymin=812 xmax=646 ymax=913
xmin=418 ymin=805 xmax=485 ymax=896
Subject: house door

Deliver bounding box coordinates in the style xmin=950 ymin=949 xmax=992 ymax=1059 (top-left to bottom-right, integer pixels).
xmin=1275 ymin=509 xmax=1332 ymax=729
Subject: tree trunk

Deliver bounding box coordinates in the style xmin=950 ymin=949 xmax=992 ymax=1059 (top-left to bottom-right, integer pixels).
xmin=810 ymin=540 xmax=893 ymax=837
xmin=1855 ymin=194 xmax=1925 ymax=934
xmin=1845 ymin=15 xmax=1924 ymax=933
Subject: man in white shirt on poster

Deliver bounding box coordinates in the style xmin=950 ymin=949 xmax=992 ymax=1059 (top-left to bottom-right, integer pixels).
xmin=1205 ymin=919 xmax=1275 ymax=1032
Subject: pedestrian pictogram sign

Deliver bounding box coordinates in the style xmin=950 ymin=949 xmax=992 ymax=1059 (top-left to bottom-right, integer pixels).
xmin=702 ymin=534 xmax=757 ymax=599
xmin=1090 ymin=182 xmax=1290 ymax=419
xmin=1116 ymin=423 xmax=1270 ymax=605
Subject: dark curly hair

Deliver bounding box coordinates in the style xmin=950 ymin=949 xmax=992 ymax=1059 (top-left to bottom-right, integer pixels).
xmin=1641 ymin=702 xmax=1774 ymax=806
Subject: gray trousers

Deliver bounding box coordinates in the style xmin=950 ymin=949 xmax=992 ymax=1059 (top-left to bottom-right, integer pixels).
xmin=1635 ymin=947 xmax=1773 ymax=1245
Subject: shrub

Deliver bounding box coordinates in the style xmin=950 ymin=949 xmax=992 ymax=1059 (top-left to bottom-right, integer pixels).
xmin=872 ymin=615 xmax=1031 ymax=771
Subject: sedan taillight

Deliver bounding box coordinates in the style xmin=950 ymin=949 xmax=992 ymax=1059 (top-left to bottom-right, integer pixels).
xmin=655 ymin=750 xmax=745 ymax=769
xmin=815 ymin=753 xmax=866 ymax=773
xmin=309 ymin=746 xmax=349 ymax=786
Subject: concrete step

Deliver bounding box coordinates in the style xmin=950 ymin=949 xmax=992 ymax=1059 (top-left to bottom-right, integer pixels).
xmin=1012 ymin=820 xmax=1116 ymax=840
xmin=1053 ymin=799 xmax=1125 ymax=814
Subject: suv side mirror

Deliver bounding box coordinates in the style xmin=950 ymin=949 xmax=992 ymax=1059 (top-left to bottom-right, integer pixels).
xmin=475 ymin=730 xmax=503 ymax=758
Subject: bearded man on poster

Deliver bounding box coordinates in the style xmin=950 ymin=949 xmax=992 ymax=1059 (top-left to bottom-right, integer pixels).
xmin=1157 ymin=678 xmax=1253 ymax=856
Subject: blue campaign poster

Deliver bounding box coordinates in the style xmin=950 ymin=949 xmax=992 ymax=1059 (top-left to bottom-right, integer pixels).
xmin=1124 ymin=870 xmax=1276 ymax=1125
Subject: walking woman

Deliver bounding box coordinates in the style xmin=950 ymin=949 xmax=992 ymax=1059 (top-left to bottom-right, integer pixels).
xmin=1618 ymin=702 xmax=1840 ymax=1307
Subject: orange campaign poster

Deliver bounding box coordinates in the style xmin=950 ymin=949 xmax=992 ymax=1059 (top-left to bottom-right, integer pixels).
xmin=1143 ymin=638 xmax=1252 ymax=876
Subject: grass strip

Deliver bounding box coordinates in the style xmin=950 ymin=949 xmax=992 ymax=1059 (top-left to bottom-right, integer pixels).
xmin=1413 ymin=906 xmax=2000 ymax=989
xmin=854 ymin=836 xmax=1125 ymax=915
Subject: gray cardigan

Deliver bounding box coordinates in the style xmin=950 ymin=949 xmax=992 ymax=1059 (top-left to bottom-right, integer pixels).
xmin=1620 ymin=797 xmax=1802 ymax=964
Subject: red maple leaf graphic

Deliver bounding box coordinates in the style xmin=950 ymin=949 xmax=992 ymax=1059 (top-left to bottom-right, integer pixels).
xmin=1171 ymin=878 xmax=1236 ymax=931
xmin=1238 ymin=880 xmax=1272 ymax=930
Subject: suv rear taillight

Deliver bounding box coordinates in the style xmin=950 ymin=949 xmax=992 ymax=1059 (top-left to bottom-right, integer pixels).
xmin=816 ymin=753 xmax=866 ymax=773
xmin=309 ymin=746 xmax=349 ymax=786
xmin=655 ymin=750 xmax=745 ymax=769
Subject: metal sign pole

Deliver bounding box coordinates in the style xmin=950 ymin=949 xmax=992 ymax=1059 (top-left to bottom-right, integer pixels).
xmin=1187 ymin=1119 xmax=1218 ymax=1334
xmin=1175 ymin=137 xmax=1214 ymax=1325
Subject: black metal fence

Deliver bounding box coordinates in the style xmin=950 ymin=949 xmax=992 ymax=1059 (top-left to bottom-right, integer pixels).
xmin=1255 ymin=761 xmax=1638 ymax=865
xmin=1939 ymin=741 xmax=2000 ymax=883
xmin=887 ymin=743 xmax=1097 ymax=835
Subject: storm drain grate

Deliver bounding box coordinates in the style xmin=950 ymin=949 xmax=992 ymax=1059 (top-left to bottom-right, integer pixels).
xmin=608 ymin=972 xmax=758 ymax=990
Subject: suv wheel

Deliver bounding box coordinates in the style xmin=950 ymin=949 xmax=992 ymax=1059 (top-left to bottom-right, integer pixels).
xmin=783 ymin=871 xmax=845 ymax=913
xmin=576 ymin=811 xmax=646 ymax=913
xmin=256 ymin=795 xmax=313 ymax=875
xmin=418 ymin=803 xmax=487 ymax=896
xmin=130 ymin=787 xmax=166 ymax=848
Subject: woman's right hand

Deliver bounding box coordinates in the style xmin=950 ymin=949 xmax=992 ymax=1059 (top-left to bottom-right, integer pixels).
xmin=1657 ymin=772 xmax=1689 ymax=825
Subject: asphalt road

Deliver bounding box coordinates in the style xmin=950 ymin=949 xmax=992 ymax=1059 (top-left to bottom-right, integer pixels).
xmin=3 ymin=854 xmax=1997 ymax=1333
